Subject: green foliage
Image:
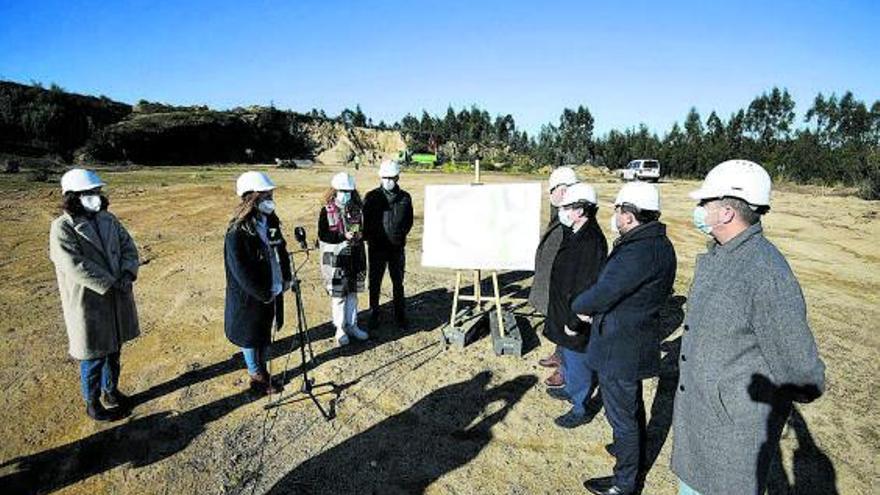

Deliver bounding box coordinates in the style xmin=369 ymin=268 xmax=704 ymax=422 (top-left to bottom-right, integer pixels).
xmin=3 ymin=80 xmax=877 ymax=193
xmin=857 ymin=149 xmax=880 ymax=200
xmin=0 ymin=80 xmax=131 ymax=160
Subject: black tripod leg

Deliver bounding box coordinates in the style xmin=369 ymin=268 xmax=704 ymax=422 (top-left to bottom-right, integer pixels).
xmin=297 ymin=288 xmax=317 ymax=362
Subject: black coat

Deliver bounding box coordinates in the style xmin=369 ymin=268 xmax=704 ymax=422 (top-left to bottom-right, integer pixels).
xmin=544 ymin=219 xmax=608 ymax=352
xmin=224 ymin=213 xmax=292 ymax=348
xmin=571 ymin=221 xmax=677 ymax=380
xmin=362 ymin=186 xmax=414 ymax=249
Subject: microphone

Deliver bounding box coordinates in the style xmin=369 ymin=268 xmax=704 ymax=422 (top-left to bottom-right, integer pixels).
xmin=294 ymin=226 xmax=308 ymax=250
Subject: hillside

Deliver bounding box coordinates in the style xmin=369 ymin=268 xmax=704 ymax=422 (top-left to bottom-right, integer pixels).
xmin=0 ymin=81 xmax=405 ymax=167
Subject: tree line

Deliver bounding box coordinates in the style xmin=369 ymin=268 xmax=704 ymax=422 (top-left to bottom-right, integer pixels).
xmin=2 ymin=79 xmax=878 ymax=198
xmin=338 ymin=87 xmax=879 ymax=199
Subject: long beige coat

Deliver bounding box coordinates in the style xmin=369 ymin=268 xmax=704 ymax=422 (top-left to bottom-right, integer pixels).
xmin=49 ymin=210 xmax=140 ymax=360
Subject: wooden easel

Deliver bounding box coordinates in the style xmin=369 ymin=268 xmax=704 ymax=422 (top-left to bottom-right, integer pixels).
xmin=447 ymin=159 xmax=507 ymax=338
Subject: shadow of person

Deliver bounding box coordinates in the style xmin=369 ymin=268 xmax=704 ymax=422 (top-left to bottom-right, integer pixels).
xmin=749 ymin=374 xmax=837 ymax=495
xmin=0 ymin=384 xmax=264 ymax=494
xmin=785 ymin=408 xmax=838 ymax=494
xmin=265 ymin=371 xmax=538 ymax=495
xmin=641 ymin=294 xmax=686 ymax=475
xmin=123 ymin=286 xmax=453 ymax=410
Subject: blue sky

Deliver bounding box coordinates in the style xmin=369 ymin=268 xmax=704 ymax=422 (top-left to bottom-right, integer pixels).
xmin=1 ymin=0 xmax=877 ymax=135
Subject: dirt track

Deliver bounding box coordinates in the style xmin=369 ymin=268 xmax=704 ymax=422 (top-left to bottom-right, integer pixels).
xmin=0 ymin=165 xmax=877 ymax=494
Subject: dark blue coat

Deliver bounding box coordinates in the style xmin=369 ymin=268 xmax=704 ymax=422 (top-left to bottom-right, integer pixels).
xmin=571 ymin=221 xmax=677 ymax=381
xmin=224 ymin=213 xmax=292 ymax=348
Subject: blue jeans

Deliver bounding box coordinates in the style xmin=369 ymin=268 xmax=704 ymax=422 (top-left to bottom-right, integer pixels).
xmin=80 ymin=352 xmax=120 ymax=401
xmin=561 ymin=347 xmax=597 ymax=415
xmin=679 ymin=480 xmax=702 ymax=495
xmin=242 ymin=345 xmax=270 ymax=375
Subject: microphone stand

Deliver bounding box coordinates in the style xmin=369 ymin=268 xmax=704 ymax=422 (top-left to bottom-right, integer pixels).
xmin=265 ymin=228 xmax=338 ymax=420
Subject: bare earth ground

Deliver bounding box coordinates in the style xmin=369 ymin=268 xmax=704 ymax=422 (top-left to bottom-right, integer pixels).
xmin=0 ymin=165 xmax=876 ymax=494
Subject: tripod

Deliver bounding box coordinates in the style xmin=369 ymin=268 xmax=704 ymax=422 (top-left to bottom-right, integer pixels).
xmin=264 ymin=228 xmax=338 ymax=419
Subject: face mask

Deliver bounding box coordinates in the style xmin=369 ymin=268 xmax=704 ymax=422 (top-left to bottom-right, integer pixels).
xmin=80 ymin=194 xmax=102 ymax=212
xmin=336 ymin=191 xmax=351 ymax=205
xmin=692 ymin=206 xmax=714 ymax=235
xmin=609 ymin=212 xmax=620 ymax=235
xmin=557 ymin=208 xmax=574 ymax=227
xmin=257 ymin=199 xmax=275 ymax=214
xmin=381 ymin=178 xmax=397 ymax=191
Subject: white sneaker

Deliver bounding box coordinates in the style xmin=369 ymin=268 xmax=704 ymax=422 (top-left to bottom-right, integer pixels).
xmin=347 ymin=325 xmax=369 ymax=341
xmin=335 ymin=328 xmax=350 ymax=347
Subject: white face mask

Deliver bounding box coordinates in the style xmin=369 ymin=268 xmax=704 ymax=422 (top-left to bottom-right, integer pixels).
xmin=557 ymin=208 xmax=574 ymax=227
xmin=80 ymin=194 xmax=102 ymax=212
xmin=609 ymin=212 xmax=620 ymax=235
xmin=336 ymin=191 xmax=352 ymax=205
xmin=257 ymin=199 xmax=275 ymax=215
xmin=381 ymin=178 xmax=397 ymax=191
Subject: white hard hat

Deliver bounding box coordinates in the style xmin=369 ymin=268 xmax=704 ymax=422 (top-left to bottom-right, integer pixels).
xmin=560 ymin=183 xmax=598 ymax=206
xmin=236 ymin=171 xmax=275 ymax=197
xmin=615 ymin=182 xmax=661 ymax=212
xmin=689 ymin=159 xmax=772 ymax=207
xmin=331 ymin=172 xmax=355 ymax=191
xmin=61 ymin=168 xmax=105 ymax=194
xmin=548 ymin=166 xmax=578 ymax=191
xmin=378 ymin=160 xmax=401 ymax=178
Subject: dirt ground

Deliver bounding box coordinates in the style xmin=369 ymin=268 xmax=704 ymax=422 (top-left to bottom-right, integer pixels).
xmin=0 ymin=164 xmax=876 ymax=494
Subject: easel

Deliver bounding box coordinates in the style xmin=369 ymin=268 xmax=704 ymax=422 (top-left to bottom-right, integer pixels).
xmin=441 ymin=160 xmax=522 ymax=356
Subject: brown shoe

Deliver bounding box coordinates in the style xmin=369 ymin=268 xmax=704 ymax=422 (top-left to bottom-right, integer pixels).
xmin=544 ymin=369 xmax=565 ymax=388
xmin=538 ymin=352 xmax=562 ymax=368
xmin=249 ymin=372 xmax=282 ymax=395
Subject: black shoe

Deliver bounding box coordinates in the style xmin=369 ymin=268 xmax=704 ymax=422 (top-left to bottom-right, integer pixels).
xmin=86 ymin=400 xmax=123 ymax=422
xmin=554 ymin=407 xmax=591 ymax=429
xmin=368 ymin=311 xmax=380 ymax=330
xmin=583 ymin=476 xmax=631 ymax=495
xmin=101 ymin=389 xmax=130 ymax=410
xmin=545 ymin=387 xmax=572 ymax=402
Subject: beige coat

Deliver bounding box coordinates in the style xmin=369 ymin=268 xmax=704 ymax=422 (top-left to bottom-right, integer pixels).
xmin=49 ymin=211 xmax=140 ymax=360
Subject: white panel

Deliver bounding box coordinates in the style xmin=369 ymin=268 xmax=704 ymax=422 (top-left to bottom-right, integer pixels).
xmin=421 ymin=183 xmax=542 ymax=270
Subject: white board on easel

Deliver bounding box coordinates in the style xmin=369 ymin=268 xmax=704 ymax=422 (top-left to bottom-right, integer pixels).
xmin=421 ymin=183 xmax=542 ymax=271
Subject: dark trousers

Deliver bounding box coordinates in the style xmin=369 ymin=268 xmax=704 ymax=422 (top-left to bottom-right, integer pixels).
xmin=368 ymin=244 xmax=406 ymax=317
xmin=599 ymin=375 xmax=647 ymax=492
xmin=80 ymin=352 xmax=121 ymax=402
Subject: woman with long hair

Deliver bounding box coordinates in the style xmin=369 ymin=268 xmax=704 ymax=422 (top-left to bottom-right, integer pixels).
xmin=49 ymin=168 xmax=140 ymax=421
xmin=319 ymin=172 xmax=368 ymax=346
xmin=224 ymin=171 xmax=292 ymax=395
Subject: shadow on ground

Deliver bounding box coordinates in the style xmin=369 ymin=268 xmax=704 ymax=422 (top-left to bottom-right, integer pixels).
xmin=266 ymin=371 xmax=538 ymax=494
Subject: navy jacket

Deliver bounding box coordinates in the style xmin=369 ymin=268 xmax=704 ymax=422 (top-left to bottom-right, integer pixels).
xmin=224 ymin=213 xmax=292 ymax=348
xmin=571 ymin=221 xmax=677 ymax=381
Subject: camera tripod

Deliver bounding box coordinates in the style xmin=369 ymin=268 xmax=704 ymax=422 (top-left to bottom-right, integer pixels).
xmin=264 ymin=228 xmax=338 ymax=420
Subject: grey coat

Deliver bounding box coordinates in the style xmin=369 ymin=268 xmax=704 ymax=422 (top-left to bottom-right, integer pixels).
xmin=49 ymin=211 xmax=140 ymax=360
xmin=671 ymin=223 xmax=825 ymax=495
xmin=528 ymin=206 xmax=563 ymax=315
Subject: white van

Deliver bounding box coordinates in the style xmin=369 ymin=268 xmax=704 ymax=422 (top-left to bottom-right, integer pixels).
xmin=619 ymin=159 xmax=661 ymax=182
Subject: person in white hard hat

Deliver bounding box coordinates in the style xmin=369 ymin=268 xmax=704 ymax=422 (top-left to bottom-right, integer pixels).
xmin=363 ymin=160 xmax=414 ymax=331
xmin=318 ymin=172 xmax=368 ymax=346
xmin=542 ymin=183 xmax=608 ymax=428
xmin=49 ymin=168 xmax=141 ymax=421
xmin=571 ymin=181 xmax=677 ymax=495
xmin=530 ymin=166 xmax=579 ymax=388
xmin=224 ymin=171 xmax=292 ymax=396
xmin=672 ymin=160 xmax=825 ymax=495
